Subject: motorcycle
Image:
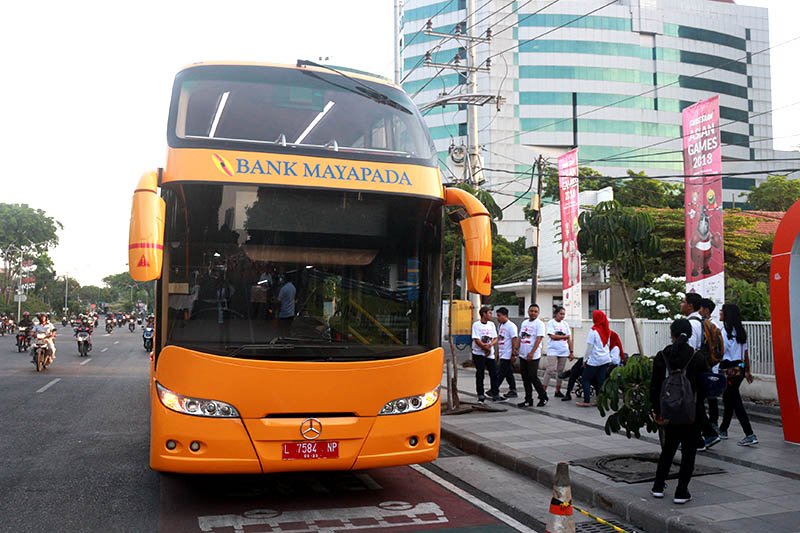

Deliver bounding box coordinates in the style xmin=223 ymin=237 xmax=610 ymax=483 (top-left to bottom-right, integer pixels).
xmin=33 ymin=332 xmax=54 ymax=372
xmin=62 ymin=317 xmax=69 ymax=327
xmin=0 ymin=320 xmax=5 ymax=336
xmin=105 ymin=320 xmax=114 ymax=334
xmin=128 ymin=319 xmax=136 ymax=332
xmin=143 ymin=326 xmax=154 ymax=352
xmin=16 ymin=327 xmax=31 ymax=352
xmin=8 ymin=320 xmax=15 ymax=334
xmin=75 ymin=329 xmax=92 ymax=357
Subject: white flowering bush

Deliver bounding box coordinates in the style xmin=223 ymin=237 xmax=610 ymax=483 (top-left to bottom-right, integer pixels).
xmin=633 ymin=274 xmax=686 ymax=319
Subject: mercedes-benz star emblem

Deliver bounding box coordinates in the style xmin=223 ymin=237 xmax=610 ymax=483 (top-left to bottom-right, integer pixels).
xmin=300 ymin=418 xmax=322 ymax=440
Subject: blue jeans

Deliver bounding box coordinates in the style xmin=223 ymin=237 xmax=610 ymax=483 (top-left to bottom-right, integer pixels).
xmin=582 ymin=363 xmax=607 ymax=403
xmin=472 ymin=354 xmax=500 ymax=399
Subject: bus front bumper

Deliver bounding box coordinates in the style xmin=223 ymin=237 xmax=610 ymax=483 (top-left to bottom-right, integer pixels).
xmin=150 ymin=390 xmax=439 ymax=474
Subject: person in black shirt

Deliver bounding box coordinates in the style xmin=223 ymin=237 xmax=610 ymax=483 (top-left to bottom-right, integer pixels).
xmin=649 ymin=318 xmax=710 ymax=505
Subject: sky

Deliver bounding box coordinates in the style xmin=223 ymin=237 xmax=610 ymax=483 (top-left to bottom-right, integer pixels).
xmin=2 ymin=0 xmax=798 ymax=286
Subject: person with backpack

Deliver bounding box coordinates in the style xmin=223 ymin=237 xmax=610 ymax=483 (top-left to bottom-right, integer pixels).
xmin=650 ymin=318 xmax=710 ymax=504
xmin=718 ymin=304 xmax=758 ymax=446
xmin=681 ymin=293 xmax=721 ymax=451
xmin=700 ymin=298 xmax=722 ymax=431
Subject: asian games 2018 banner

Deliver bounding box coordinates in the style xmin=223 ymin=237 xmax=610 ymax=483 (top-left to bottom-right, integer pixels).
xmin=682 ymin=96 xmax=724 ymax=306
xmin=558 ymin=148 xmax=582 ymax=323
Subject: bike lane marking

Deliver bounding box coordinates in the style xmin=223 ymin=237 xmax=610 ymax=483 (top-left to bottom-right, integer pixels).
xmin=159 ymin=465 xmax=517 ymax=532
xmin=36 ymin=378 xmax=61 ymax=393
xmin=410 ymin=463 xmax=537 ymax=532
xmin=80 ymin=358 xmax=92 ymax=366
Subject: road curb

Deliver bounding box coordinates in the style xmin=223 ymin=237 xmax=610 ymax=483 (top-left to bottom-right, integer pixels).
xmin=440 ymin=423 xmax=728 ymax=533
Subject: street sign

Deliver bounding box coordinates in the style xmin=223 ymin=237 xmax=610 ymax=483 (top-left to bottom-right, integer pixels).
xmin=13 ymin=294 xmax=27 ymax=302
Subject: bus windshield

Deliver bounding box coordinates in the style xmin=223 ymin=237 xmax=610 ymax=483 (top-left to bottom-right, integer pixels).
xmin=169 ymin=65 xmax=436 ymax=164
xmin=163 ymin=184 xmax=441 ymax=361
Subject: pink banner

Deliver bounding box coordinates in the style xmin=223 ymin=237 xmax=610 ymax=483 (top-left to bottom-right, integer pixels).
xmin=558 ymin=148 xmax=581 ymax=322
xmin=682 ymin=96 xmax=724 ymax=305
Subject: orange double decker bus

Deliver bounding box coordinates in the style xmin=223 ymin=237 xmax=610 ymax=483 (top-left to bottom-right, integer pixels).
xmin=128 ymin=61 xmax=492 ymax=473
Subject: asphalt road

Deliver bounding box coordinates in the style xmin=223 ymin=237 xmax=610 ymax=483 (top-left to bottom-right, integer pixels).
xmin=0 ymin=325 xmax=538 ymax=533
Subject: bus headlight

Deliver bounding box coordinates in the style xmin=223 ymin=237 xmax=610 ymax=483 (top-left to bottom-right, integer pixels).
xmin=156 ymin=382 xmax=240 ymax=418
xmin=379 ymin=386 xmax=439 ymax=415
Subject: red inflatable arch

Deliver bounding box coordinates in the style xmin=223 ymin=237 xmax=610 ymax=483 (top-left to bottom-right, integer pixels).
xmin=770 ymin=199 xmax=800 ymax=444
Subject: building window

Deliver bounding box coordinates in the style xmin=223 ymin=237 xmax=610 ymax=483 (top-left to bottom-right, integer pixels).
xmin=588 ymin=291 xmax=599 ymax=318
xmin=518 ymin=297 xmax=525 ymax=317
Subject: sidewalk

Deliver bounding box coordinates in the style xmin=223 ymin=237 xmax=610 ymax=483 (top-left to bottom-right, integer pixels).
xmin=440 ymin=364 xmax=800 ymax=533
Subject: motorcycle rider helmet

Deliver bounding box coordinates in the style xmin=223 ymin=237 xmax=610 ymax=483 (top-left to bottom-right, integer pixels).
xmin=23 ymin=311 xmax=30 ymax=318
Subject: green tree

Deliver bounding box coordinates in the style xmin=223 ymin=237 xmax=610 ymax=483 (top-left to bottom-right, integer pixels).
xmin=635 ymin=207 xmax=774 ymax=285
xmin=103 ymin=272 xmax=154 ymax=310
xmin=0 ymin=204 xmax=62 ymax=306
xmin=577 ymin=201 xmax=661 ymax=355
xmin=726 ymin=278 xmax=770 ymax=321
xmin=743 ymin=175 xmax=800 ymax=211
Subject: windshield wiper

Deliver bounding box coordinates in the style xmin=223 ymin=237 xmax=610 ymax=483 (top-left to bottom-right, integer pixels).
xmin=296 ymin=59 xmax=412 ymax=115
xmin=226 ymin=342 xmax=347 ymax=358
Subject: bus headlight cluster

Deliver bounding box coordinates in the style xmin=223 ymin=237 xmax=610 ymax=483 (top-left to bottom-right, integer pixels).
xmin=379 ymin=386 xmax=439 ymax=415
xmin=156 ymin=382 xmax=239 ymax=418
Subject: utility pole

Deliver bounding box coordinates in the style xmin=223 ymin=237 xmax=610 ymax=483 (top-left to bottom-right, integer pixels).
xmin=529 ymin=155 xmax=545 ymax=307
xmin=64 ymin=273 xmax=69 ymax=315
xmin=393 ymin=0 xmax=403 ymax=84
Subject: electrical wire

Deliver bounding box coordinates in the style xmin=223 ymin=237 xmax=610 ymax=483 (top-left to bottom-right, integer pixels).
xmin=483 ymin=0 xmax=619 ymax=64
xmin=484 ymin=32 xmax=800 ymax=147
xmin=401 ymin=0 xmax=458 ymax=53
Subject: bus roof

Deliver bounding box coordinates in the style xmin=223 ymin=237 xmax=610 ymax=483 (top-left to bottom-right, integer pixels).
xmin=175 ymin=61 xmax=398 ymax=90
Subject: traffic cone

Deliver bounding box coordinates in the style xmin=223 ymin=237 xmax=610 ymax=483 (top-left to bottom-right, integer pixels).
xmin=545 ymin=462 xmax=575 ymax=533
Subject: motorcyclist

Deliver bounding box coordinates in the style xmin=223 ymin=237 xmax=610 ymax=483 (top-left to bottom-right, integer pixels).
xmin=31 ymin=313 xmax=56 ymax=363
xmin=18 ymin=312 xmax=33 ymax=329
xmin=74 ymin=316 xmax=93 ymax=349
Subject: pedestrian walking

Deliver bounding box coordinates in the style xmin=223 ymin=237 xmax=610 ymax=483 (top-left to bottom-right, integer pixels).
xmin=650 ymin=318 xmax=709 ymax=504
xmin=700 ymin=298 xmax=721 ymax=431
xmin=681 ymin=293 xmax=720 ymax=451
xmin=495 ymin=307 xmax=519 ymax=399
xmin=576 ymin=310 xmax=612 ymax=407
xmin=718 ymin=304 xmax=758 ymax=446
xmin=517 ymin=304 xmax=548 ymax=407
xmin=471 ymin=307 xmax=502 ymax=402
xmin=543 ymin=306 xmax=572 ymax=397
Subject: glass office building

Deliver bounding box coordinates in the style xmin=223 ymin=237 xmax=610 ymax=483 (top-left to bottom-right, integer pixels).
xmin=400 ymin=0 xmax=793 ymax=238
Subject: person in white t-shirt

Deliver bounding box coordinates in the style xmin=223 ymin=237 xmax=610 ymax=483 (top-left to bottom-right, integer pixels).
xmin=517 ymin=304 xmax=548 ymax=407
xmin=543 ymin=306 xmax=573 ymax=397
xmin=576 ymin=310 xmax=612 ymax=407
xmin=471 ymin=307 xmax=502 ymax=402
xmin=495 ymin=307 xmax=519 ymax=399
xmin=718 ymin=304 xmax=757 ymax=446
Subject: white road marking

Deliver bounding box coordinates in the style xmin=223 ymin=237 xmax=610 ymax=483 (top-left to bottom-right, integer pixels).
xmin=409 ymin=464 xmax=538 ymax=533
xmin=103 ymin=334 xmax=111 ymax=337
xmin=113 ymin=341 xmax=119 ymax=345
xmin=80 ymin=358 xmax=92 ymax=366
xmin=198 ymin=501 xmax=447 ymax=532
xmin=101 ymin=348 xmax=108 ymax=353
xmin=36 ymin=378 xmax=61 ymax=393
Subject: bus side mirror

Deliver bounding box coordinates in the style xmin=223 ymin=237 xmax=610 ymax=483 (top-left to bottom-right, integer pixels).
xmin=444 ymin=187 xmax=492 ymax=295
xmin=129 ymin=170 xmax=165 ymax=281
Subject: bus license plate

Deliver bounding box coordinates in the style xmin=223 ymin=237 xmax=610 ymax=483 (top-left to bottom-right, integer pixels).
xmin=282 ymin=441 xmax=340 ymax=460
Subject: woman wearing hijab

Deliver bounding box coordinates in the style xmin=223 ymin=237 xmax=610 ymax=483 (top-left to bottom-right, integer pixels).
xmin=608 ymin=330 xmax=624 ymax=368
xmin=650 ymin=318 xmax=709 ymax=504
xmin=576 ymin=310 xmax=612 ymax=407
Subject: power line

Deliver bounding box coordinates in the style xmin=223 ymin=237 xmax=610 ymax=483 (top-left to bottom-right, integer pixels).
xmin=483 ymin=0 xmax=619 ymax=63
xmin=580 ymin=99 xmax=800 ymax=166
xmin=484 ymin=32 xmax=800 ymax=147
xmin=401 ymin=0 xmax=458 ymax=53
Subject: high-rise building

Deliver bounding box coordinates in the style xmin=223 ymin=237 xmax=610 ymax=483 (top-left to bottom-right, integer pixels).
xmin=399 ymin=0 xmax=794 ymax=239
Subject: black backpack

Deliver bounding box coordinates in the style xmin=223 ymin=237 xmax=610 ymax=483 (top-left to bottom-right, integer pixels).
xmin=659 ymin=351 xmax=697 ymax=425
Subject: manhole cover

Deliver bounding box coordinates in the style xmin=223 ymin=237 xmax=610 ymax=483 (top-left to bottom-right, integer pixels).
xmin=577 ymin=520 xmax=638 ymax=532
xmin=571 ymin=452 xmax=725 ymax=483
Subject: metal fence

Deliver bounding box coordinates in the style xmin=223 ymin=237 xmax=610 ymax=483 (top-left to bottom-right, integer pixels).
xmin=639 ymin=320 xmax=773 ymax=377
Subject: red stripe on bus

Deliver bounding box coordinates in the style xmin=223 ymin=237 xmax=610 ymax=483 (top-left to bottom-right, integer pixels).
xmin=468 ymin=261 xmax=492 ymax=267
xmin=129 ymin=243 xmax=164 ymax=250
